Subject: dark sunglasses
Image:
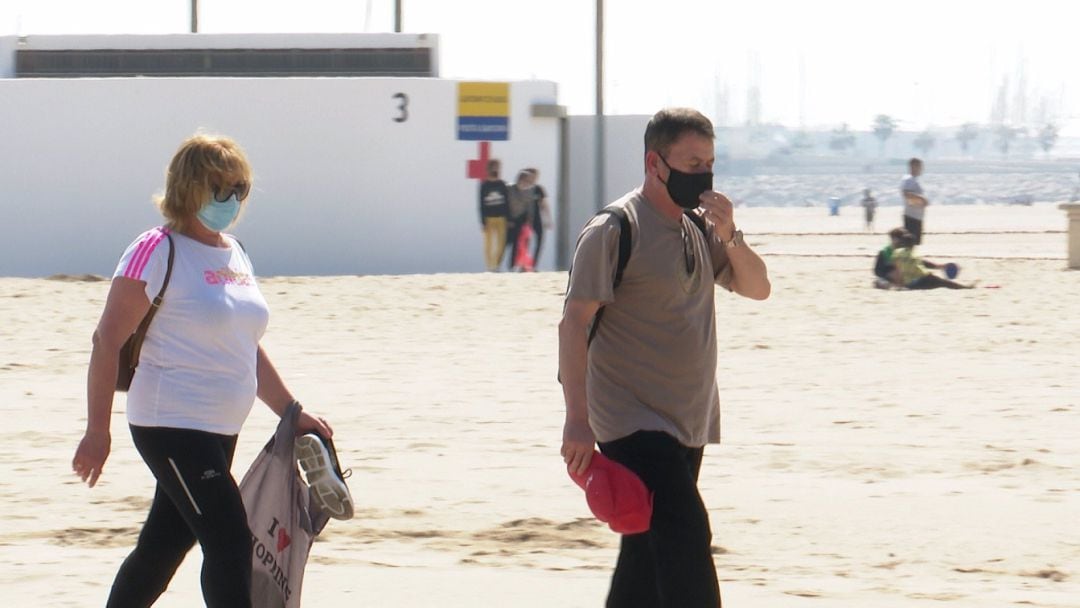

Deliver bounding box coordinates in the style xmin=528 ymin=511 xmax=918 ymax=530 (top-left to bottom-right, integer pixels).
xmin=213 ymin=182 xmax=250 ymax=203
xmin=681 ymin=227 xmax=696 ymax=275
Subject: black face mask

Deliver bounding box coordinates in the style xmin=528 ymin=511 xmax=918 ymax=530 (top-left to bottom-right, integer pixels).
xmin=658 ymin=155 xmax=713 ymax=210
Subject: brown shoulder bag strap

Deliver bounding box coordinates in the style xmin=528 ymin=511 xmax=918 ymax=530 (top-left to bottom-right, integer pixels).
xmin=127 ymin=233 xmax=175 ymax=367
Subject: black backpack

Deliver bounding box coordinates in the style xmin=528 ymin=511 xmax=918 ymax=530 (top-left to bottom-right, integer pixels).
xmin=557 ymin=206 xmax=710 ymax=383
xmin=578 ymin=205 xmax=709 ymax=344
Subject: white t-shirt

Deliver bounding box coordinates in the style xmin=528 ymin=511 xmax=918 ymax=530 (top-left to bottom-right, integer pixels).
xmin=901 ymin=174 xmax=926 ymax=220
xmin=113 ymin=227 xmax=270 ymax=435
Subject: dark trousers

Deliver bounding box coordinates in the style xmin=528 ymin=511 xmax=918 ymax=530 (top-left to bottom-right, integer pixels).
xmin=531 ymin=215 xmax=545 ymax=266
xmin=506 ymin=218 xmax=524 ymax=269
xmin=107 ymin=426 xmax=252 ymax=608
xmin=908 ymin=274 xmax=966 ymax=290
xmin=903 ymin=215 xmax=924 ymax=244
xmin=598 ymin=431 xmax=721 ymax=608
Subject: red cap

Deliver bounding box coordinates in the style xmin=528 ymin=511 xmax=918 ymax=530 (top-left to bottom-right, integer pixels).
xmin=569 ymin=452 xmax=653 ymax=534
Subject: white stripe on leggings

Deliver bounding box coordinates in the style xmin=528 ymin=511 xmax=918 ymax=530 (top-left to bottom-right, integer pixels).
xmin=167 ymin=457 xmax=203 ymax=515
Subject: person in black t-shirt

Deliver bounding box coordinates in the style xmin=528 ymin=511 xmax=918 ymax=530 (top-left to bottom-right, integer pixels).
xmin=524 ymin=168 xmax=552 ymax=267
xmin=479 ymin=159 xmax=510 ymax=271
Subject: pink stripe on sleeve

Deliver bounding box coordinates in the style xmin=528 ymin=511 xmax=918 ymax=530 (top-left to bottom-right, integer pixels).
xmin=123 ymin=228 xmax=167 ymax=279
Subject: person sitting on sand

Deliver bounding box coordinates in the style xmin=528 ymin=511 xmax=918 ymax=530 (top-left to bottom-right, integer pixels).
xmin=873 ymin=227 xmax=908 ymax=288
xmin=892 ymin=232 xmax=974 ymax=289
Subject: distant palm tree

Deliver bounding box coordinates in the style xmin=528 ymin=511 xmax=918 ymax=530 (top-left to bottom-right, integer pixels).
xmin=1038 ymin=123 xmax=1059 ymax=154
xmin=828 ymin=124 xmax=856 ymax=153
xmin=792 ymin=131 xmax=815 ymax=152
xmin=995 ymin=125 xmax=1024 ymax=156
xmin=913 ymin=130 xmax=936 ymax=156
xmin=872 ymin=115 xmax=898 ymax=156
xmin=955 ymin=123 xmax=979 ymax=154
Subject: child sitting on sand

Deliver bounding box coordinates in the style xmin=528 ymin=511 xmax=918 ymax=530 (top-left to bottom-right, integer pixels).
xmin=872 ymin=227 xmax=907 ymax=288
xmin=891 ymin=233 xmax=974 ymax=290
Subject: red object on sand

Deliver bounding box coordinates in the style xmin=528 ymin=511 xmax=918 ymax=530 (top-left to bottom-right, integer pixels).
xmin=568 ymin=452 xmax=653 ymax=534
xmin=514 ymin=223 xmax=535 ymax=271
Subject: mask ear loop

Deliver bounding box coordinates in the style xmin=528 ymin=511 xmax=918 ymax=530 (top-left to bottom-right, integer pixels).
xmin=656 ymin=154 xmax=673 ymax=186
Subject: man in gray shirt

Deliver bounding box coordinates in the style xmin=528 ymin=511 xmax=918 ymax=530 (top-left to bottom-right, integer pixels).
xmin=901 ymin=157 xmax=928 ymax=244
xmin=559 ymin=108 xmax=770 ymax=607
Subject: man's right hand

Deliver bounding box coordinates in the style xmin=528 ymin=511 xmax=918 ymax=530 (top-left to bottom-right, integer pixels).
xmin=561 ymin=418 xmax=596 ymax=476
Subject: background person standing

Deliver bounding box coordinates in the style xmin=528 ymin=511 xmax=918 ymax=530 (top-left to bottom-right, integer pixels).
xmin=506 ymin=169 xmax=535 ymax=271
xmin=901 ymin=157 xmax=929 ymax=244
xmin=524 ymin=167 xmax=552 ymax=267
xmin=479 ymin=159 xmax=510 ymax=271
xmin=861 ymin=188 xmax=878 ymax=231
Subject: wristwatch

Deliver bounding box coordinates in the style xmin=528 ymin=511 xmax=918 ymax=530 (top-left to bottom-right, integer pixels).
xmin=723 ymin=229 xmax=744 ymax=248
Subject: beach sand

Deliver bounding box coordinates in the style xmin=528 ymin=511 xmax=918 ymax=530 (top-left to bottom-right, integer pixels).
xmin=1 ymin=203 xmax=1077 ymax=607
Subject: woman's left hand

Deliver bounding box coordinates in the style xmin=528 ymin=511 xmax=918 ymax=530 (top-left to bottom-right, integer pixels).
xmin=297 ymin=410 xmax=334 ymax=438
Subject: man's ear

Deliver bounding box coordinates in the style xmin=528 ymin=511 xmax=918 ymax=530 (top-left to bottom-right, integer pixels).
xmin=645 ymin=150 xmax=660 ymax=177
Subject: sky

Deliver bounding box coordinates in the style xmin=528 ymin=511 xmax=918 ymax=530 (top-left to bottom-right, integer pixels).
xmin=2 ymin=0 xmax=1077 ymax=133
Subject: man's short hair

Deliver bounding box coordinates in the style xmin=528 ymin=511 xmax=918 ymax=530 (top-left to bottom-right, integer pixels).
xmin=888 ymin=227 xmax=910 ymax=240
xmin=909 ymin=157 xmax=923 ymax=169
xmin=644 ymin=108 xmax=715 ymax=157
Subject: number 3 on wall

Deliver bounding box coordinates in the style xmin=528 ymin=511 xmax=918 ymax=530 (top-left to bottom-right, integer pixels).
xmin=392 ymin=93 xmax=408 ymax=123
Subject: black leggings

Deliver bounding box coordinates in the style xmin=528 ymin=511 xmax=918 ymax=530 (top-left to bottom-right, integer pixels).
xmin=531 ymin=215 xmax=545 ymax=266
xmin=506 ymin=219 xmax=523 ymax=269
xmin=598 ymin=431 xmax=721 ymax=608
xmin=107 ymin=426 xmax=252 ymax=608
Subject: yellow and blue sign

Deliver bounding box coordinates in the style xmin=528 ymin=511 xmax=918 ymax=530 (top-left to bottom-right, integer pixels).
xmin=457 ymin=82 xmax=509 ymax=141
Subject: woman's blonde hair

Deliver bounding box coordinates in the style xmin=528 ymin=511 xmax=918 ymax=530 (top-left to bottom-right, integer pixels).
xmin=155 ymin=134 xmax=253 ymax=232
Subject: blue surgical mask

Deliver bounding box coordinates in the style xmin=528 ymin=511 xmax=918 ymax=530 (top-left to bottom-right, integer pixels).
xmin=196 ymin=195 xmax=241 ymax=232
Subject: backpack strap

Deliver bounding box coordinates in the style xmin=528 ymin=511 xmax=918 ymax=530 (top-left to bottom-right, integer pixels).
xmin=561 ymin=207 xmax=710 ymax=383
xmin=593 ymin=210 xmax=704 ymax=343
xmin=598 ymin=207 xmax=632 ymax=288
xmin=683 ymin=209 xmax=708 ymax=240
xmin=558 ymin=206 xmax=631 ymax=384
xmin=585 ymin=206 xmax=631 ymax=345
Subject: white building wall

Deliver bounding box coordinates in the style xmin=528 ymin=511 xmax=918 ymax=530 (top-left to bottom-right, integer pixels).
xmin=0 ymin=36 xmax=15 ymax=77
xmin=0 ymin=77 xmax=558 ymax=276
xmin=561 ymin=114 xmax=650 ymax=265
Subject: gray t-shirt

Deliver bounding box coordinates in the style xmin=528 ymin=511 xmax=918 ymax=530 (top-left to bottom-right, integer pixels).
xmin=507 ymin=184 xmax=537 ymax=223
xmin=566 ymin=190 xmax=733 ymax=447
xmin=901 ymin=174 xmax=925 ymax=219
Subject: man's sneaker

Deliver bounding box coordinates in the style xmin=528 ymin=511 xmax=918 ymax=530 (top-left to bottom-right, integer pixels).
xmin=295 ymin=433 xmax=354 ymax=520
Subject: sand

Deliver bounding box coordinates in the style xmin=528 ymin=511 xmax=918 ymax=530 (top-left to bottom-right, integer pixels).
xmin=1 ymin=203 xmax=1077 ymax=607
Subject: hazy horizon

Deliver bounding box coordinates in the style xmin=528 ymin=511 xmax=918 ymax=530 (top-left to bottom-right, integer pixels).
xmin=2 ymin=0 xmax=1077 ymax=134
